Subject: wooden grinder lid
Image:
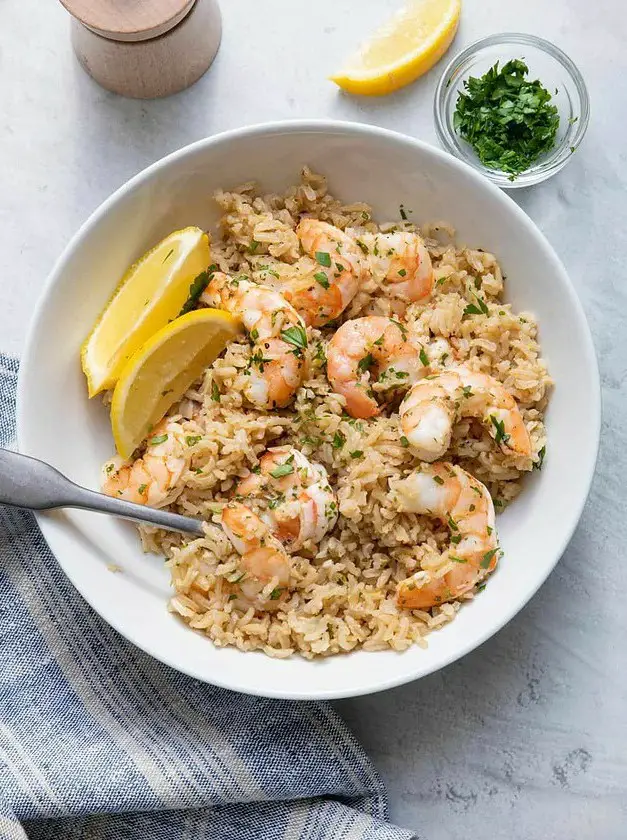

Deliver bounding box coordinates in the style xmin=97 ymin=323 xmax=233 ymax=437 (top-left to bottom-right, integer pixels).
xmin=59 ymin=0 xmax=196 ymax=42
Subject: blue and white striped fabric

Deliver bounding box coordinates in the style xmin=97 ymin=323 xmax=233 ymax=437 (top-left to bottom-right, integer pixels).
xmin=0 ymin=357 xmax=412 ymax=840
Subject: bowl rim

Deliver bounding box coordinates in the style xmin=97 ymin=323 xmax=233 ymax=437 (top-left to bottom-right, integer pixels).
xmin=16 ymin=119 xmax=601 ymax=699
xmin=433 ymin=32 xmax=591 ymax=189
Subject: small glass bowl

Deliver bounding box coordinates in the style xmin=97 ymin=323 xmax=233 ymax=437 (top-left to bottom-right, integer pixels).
xmin=434 ymin=33 xmax=590 ymax=188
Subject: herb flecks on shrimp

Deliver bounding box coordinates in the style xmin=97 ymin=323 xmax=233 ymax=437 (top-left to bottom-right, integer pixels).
xmin=359 ymin=231 xmax=434 ymax=310
xmin=202 ymin=272 xmax=306 ymax=409
xmin=399 ymin=365 xmax=532 ymax=464
xmin=221 ymin=503 xmax=291 ymax=610
xmin=326 ymin=316 xmax=431 ymax=419
xmin=283 ymin=219 xmax=368 ymax=327
xmin=392 ymin=463 xmax=499 ymax=609
xmin=102 ymin=418 xmax=188 ymax=506
xmin=236 ymin=446 xmax=338 ymax=552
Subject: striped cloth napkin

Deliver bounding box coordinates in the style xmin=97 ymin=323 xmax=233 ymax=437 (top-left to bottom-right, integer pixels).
xmin=0 ymin=356 xmax=412 ymax=840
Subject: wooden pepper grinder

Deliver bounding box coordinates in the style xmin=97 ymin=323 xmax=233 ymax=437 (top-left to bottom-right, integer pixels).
xmin=59 ymin=0 xmax=222 ymax=99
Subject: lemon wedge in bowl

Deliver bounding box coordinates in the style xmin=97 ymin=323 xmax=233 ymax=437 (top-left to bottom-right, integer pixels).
xmin=330 ymin=0 xmax=461 ymax=96
xmin=81 ymin=227 xmax=211 ymax=397
xmin=110 ymin=308 xmax=241 ymax=459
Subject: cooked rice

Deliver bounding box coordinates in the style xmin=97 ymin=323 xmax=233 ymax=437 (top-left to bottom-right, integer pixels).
xmin=134 ymin=167 xmax=551 ymax=659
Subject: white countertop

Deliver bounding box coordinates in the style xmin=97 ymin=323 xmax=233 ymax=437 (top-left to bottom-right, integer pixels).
xmin=2 ymin=1 xmax=625 ymax=837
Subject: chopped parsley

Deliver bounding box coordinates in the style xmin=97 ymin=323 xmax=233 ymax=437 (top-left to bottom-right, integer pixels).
xmin=250 ymin=328 xmax=259 ymax=341
xmin=105 ymin=463 xmax=115 ymax=473
xmin=314 ymin=271 xmax=330 ymax=289
xmin=268 ymin=495 xmax=285 ymax=510
xmin=335 ymin=262 xmax=345 ymax=273
xmin=179 ymin=267 xmax=216 ymax=315
xmin=149 ymin=434 xmax=168 ymax=446
xmin=250 ymin=348 xmax=272 ymax=369
xmin=534 ymin=445 xmax=546 ymax=470
xmin=280 ymin=325 xmax=308 ymax=350
xmin=389 ymin=319 xmax=408 ymax=339
xmin=356 ymin=240 xmax=369 ymax=255
xmin=138 ymin=483 xmax=147 ymax=495
xmin=211 ymin=381 xmax=220 ymax=402
xmin=301 ymin=434 xmax=322 ymax=447
xmin=480 ymin=548 xmax=499 ymax=569
xmin=462 ymin=385 xmax=473 ymax=398
xmin=259 ymin=265 xmax=280 ymax=279
xmin=400 ymin=436 xmax=410 ymax=447
xmin=185 ymin=435 xmax=202 ymax=447
xmin=332 ymin=431 xmax=346 ymax=449
xmin=399 ymin=205 xmax=408 ymax=221
xmin=269 ymin=587 xmax=283 ymax=600
xmin=247 ymin=239 xmax=260 ymax=254
xmin=357 ymin=353 xmax=375 ymax=374
xmin=450 ymin=556 xmax=467 ymax=564
xmin=373 ymin=334 xmax=385 ymax=347
xmin=419 ymin=347 xmax=429 ymax=366
xmin=433 ymin=475 xmax=444 ymax=485
xmin=314 ymin=342 xmax=327 ymax=364
xmin=398 ymin=268 xmax=407 ymax=277
xmin=453 ymin=59 xmax=560 ymax=180
xmin=463 ymin=295 xmax=490 ymax=317
xmin=447 ymin=514 xmax=459 ymax=531
xmin=270 ymin=463 xmax=294 ymax=479
xmin=315 ymin=251 xmax=332 ymax=268
xmin=350 ymin=450 xmax=364 ymax=459
xmin=490 ymin=415 xmax=511 ymax=446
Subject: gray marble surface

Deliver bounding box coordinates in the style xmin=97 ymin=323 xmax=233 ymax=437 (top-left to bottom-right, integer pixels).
xmin=1 ymin=0 xmax=624 ymax=837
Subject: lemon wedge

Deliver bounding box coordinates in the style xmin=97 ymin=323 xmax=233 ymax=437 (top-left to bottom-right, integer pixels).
xmin=110 ymin=308 xmax=240 ymax=459
xmin=81 ymin=227 xmax=211 ymax=397
xmin=330 ymin=0 xmax=461 ymax=96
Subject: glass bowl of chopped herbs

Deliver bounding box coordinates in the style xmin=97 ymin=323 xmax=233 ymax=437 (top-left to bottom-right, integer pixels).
xmin=434 ymin=33 xmax=589 ymax=188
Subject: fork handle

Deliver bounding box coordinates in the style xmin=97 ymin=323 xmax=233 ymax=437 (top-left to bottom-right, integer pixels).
xmin=0 ymin=448 xmax=205 ymax=537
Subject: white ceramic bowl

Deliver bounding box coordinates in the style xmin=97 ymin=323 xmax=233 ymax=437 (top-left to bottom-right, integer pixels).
xmin=17 ymin=121 xmax=600 ymax=700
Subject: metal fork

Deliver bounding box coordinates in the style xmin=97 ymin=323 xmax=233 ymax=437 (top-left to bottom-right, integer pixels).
xmin=0 ymin=449 xmax=205 ymax=537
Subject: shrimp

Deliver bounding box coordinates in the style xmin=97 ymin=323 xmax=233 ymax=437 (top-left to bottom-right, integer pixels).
xmin=392 ymin=463 xmax=498 ymax=609
xmin=283 ymin=219 xmax=368 ymax=327
xmin=359 ymin=231 xmax=434 ymax=308
xmin=101 ymin=419 xmax=188 ymax=506
xmin=221 ymin=502 xmax=291 ymax=609
xmin=326 ymin=316 xmax=428 ymax=419
xmin=399 ymin=365 xmax=532 ymax=462
xmin=220 ymin=448 xmax=336 ymax=608
xmin=202 ymin=272 xmax=306 ymax=409
xmin=236 ymin=446 xmax=338 ymax=551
